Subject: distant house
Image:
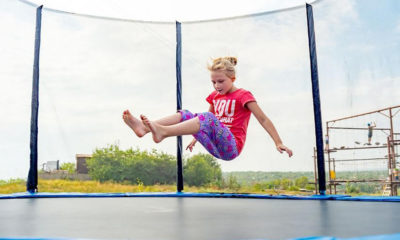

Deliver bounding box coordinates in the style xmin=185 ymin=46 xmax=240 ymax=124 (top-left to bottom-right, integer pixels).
xmin=76 ymin=154 xmax=92 ymax=174
xmin=43 ymin=160 xmax=60 ymax=172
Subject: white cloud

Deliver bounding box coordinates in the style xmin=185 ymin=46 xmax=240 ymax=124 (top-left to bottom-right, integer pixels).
xmin=396 ymin=19 xmax=400 ymax=33
xmin=313 ymin=0 xmax=358 ymax=48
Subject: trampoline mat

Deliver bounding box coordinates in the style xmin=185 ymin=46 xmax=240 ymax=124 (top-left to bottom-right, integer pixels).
xmin=1 ymin=197 xmax=400 ymax=240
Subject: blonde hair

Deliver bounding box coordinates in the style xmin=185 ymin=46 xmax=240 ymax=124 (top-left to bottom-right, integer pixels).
xmin=207 ymin=57 xmax=237 ymax=80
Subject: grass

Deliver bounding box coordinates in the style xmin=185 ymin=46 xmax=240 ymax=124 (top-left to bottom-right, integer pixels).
xmin=0 ymin=179 xmax=26 ymax=194
xmin=0 ymin=179 xmax=315 ymax=195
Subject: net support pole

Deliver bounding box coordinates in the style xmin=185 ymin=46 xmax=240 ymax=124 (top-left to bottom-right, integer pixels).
xmin=27 ymin=5 xmax=43 ymax=193
xmin=306 ymin=3 xmax=326 ymax=195
xmin=176 ymin=21 xmax=184 ymax=192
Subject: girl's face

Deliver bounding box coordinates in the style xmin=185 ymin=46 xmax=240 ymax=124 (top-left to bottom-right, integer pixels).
xmin=211 ymin=71 xmax=235 ymax=95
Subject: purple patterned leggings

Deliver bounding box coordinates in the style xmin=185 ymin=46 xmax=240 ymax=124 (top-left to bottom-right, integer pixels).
xmin=180 ymin=110 xmax=238 ymax=161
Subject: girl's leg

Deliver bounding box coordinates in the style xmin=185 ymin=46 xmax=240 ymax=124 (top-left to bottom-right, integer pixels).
xmin=193 ymin=112 xmax=238 ymax=160
xmin=155 ymin=113 xmax=182 ymax=126
xmin=123 ymin=110 xmax=182 ymax=137
xmin=123 ymin=110 xmax=147 ymax=137
xmin=140 ymin=111 xmax=238 ymax=160
xmin=141 ymin=114 xmax=200 ymax=143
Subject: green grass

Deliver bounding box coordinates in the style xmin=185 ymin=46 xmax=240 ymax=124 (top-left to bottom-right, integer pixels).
xmin=0 ymin=179 xmax=315 ymax=195
xmin=2 ymin=179 xmax=392 ymax=196
xmin=0 ymin=179 xmax=26 ymax=193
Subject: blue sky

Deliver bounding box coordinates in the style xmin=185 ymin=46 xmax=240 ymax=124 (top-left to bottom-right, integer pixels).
xmin=0 ymin=0 xmax=399 ymax=180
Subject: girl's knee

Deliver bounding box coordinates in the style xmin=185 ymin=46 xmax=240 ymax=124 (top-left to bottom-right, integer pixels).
xmin=195 ymin=112 xmax=216 ymax=123
xmin=202 ymin=112 xmax=215 ymax=119
xmin=179 ymin=110 xmax=195 ymax=122
xmin=220 ymin=147 xmax=238 ymax=161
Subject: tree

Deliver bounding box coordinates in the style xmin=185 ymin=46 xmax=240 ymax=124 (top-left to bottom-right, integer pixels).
xmin=184 ymin=154 xmax=222 ymax=186
xmin=86 ymin=145 xmax=176 ymax=185
xmin=60 ymin=162 xmax=75 ymax=174
xmin=345 ymin=183 xmax=360 ymax=194
xmin=295 ymin=176 xmax=309 ymax=188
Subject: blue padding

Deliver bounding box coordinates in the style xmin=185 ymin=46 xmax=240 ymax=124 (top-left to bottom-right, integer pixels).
xmin=290 ymin=233 xmax=400 ymax=240
xmin=0 ymin=239 xmax=95 ymax=240
xmin=2 ymin=233 xmax=400 ymax=240
xmin=0 ymin=239 xmax=90 ymax=240
xmin=339 ymin=196 xmax=400 ymax=202
xmin=1 ymin=192 xmax=399 ymax=202
xmin=291 ymin=237 xmax=336 ymax=240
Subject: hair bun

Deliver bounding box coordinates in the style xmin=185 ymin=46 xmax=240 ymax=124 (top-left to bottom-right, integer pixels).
xmin=225 ymin=57 xmax=237 ymax=66
xmin=212 ymin=57 xmax=238 ymax=66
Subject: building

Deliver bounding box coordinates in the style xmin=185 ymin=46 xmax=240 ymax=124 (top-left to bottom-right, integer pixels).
xmin=76 ymin=154 xmax=92 ymax=174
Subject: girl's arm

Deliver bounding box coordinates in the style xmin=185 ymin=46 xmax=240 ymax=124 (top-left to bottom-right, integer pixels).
xmin=246 ymin=101 xmax=293 ymax=157
xmin=186 ymin=104 xmax=214 ymax=152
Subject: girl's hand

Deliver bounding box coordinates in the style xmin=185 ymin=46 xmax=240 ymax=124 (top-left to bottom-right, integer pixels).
xmin=276 ymin=144 xmax=293 ymax=157
xmin=186 ymin=139 xmax=197 ymax=152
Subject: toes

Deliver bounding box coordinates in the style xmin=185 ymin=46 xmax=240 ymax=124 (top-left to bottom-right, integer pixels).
xmin=140 ymin=115 xmax=148 ymax=121
xmin=140 ymin=115 xmax=149 ymax=126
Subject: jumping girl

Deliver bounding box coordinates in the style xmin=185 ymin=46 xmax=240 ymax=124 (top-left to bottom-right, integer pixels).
xmin=123 ymin=57 xmax=292 ymax=160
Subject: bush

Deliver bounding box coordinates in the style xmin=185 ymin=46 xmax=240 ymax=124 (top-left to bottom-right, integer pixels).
xmin=87 ymin=145 xmax=176 ymax=185
xmin=184 ymin=153 xmax=222 ymax=186
xmin=60 ymin=162 xmax=75 ymax=174
xmin=217 ymin=174 xmax=241 ymax=191
xmin=280 ymin=178 xmax=291 ymax=190
xmin=87 ymin=145 xmax=222 ymax=187
xmin=345 ymin=183 xmax=360 ymax=194
xmin=295 ymin=176 xmax=309 ymax=188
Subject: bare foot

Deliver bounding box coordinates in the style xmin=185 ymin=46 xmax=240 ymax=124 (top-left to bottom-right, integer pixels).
xmin=122 ymin=110 xmax=148 ymax=137
xmin=140 ymin=114 xmax=165 ymax=143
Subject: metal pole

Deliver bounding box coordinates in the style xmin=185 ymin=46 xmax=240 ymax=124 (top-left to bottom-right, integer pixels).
xmin=326 ymin=122 xmax=332 ymax=194
xmin=306 ymin=3 xmax=326 ymax=195
xmin=389 ymin=108 xmax=396 ymax=195
xmin=27 ymin=5 xmax=43 ymax=193
xmin=313 ymin=147 xmax=318 ymax=194
xmin=175 ymin=21 xmax=184 ymax=192
xmin=387 ymin=136 xmax=392 ymax=196
xmin=328 ymin=127 xmax=391 ymax=131
xmin=333 ymin=156 xmax=337 ymax=194
xmin=327 ymin=105 xmax=400 ymax=123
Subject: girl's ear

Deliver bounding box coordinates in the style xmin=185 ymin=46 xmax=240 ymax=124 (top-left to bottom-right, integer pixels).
xmin=231 ymin=77 xmax=236 ymax=82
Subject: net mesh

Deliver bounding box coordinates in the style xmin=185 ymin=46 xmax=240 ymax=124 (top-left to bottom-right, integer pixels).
xmin=1 ymin=0 xmax=399 ymax=195
xmin=0 ymin=0 xmax=36 ymax=180
xmin=314 ymin=0 xmax=400 ymax=194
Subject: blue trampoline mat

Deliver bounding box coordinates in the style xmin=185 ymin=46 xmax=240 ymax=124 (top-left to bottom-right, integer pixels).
xmin=1 ymin=192 xmax=399 ymax=240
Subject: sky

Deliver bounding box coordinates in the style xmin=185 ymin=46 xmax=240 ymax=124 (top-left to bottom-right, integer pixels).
xmin=0 ymin=0 xmax=399 ymax=180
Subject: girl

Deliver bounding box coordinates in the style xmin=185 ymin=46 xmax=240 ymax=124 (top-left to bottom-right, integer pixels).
xmin=123 ymin=57 xmax=292 ymax=160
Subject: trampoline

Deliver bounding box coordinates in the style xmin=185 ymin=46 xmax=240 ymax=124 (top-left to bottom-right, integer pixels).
xmin=2 ymin=1 xmax=400 ymax=240
xmin=1 ymin=193 xmax=400 ymax=240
